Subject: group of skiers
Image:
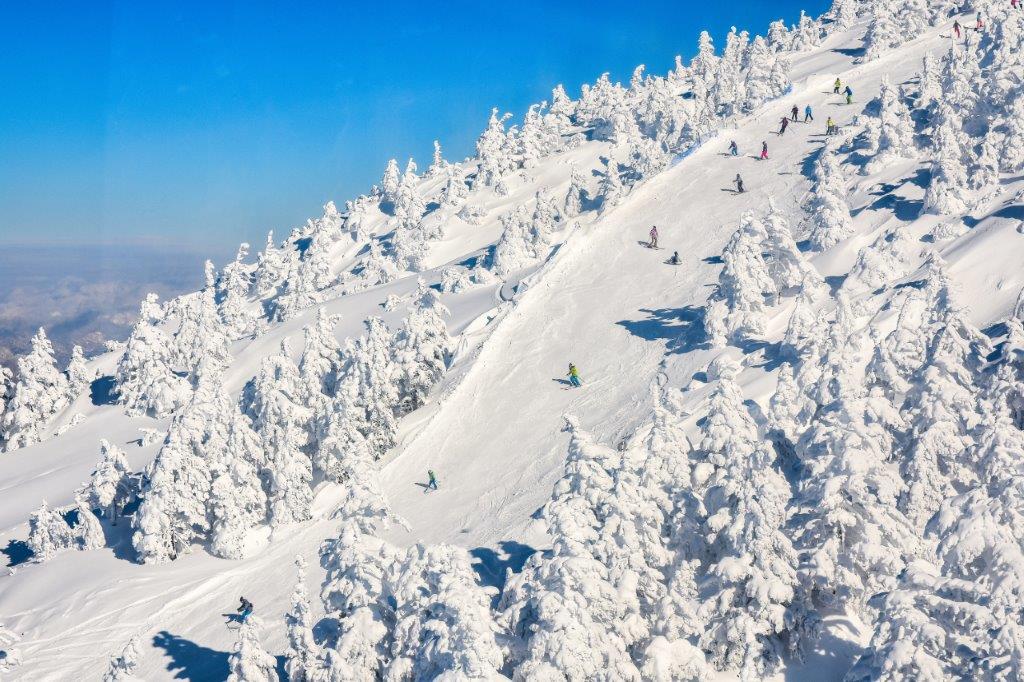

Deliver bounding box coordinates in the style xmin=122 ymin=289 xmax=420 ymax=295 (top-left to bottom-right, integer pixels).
xmin=953 ymin=15 xmax=991 ymax=39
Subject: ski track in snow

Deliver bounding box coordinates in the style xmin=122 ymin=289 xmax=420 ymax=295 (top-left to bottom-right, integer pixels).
xmin=2 ymin=14 xmax=1024 ymax=681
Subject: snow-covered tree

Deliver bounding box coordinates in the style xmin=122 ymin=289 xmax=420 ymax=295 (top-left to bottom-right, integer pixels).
xmin=380 ymin=158 xmax=401 ymax=204
xmin=2 ymin=327 xmax=71 ymax=451
xmin=862 ymin=0 xmax=902 ymax=61
xmin=208 ymin=404 xmax=267 ymax=559
xmin=599 ymin=156 xmax=624 ymax=213
xmin=564 ymin=164 xmax=588 ymax=218
xmin=253 ymin=231 xmax=291 ymax=297
xmin=102 ymin=635 xmax=141 ymax=682
xmin=828 ymin=0 xmax=859 ymax=29
xmin=1000 ymin=88 xmax=1024 ymax=173
xmin=704 ymin=212 xmax=775 ymax=347
xmin=916 ymin=52 xmax=942 ymax=111
xmin=865 ymin=77 xmax=917 ymax=173
xmin=763 ymin=197 xmax=812 ymax=293
xmin=921 ymin=104 xmax=971 ymax=216
xmin=492 ymin=205 xmax=536 ymax=278
xmin=845 ymin=227 xmax=911 ymax=292
xmin=384 ymin=543 xmax=505 ymax=680
xmin=393 ymin=282 xmax=451 ymax=415
xmin=27 ymin=500 xmax=74 ymax=562
xmin=173 ymin=286 xmax=232 ymax=380
xmin=804 ymin=150 xmax=853 ymax=251
xmin=341 ymin=318 xmax=400 ymax=459
xmin=475 ymin=108 xmax=514 ymax=187
xmin=789 ymin=11 xmax=822 ymax=52
xmin=66 ymin=345 xmax=94 ymax=398
xmin=427 ymin=139 xmax=448 ymax=177
xmin=227 ymin=616 xmax=278 ymax=682
xmin=85 ymin=439 xmax=132 ymax=521
xmin=244 ymin=341 xmax=312 ymax=527
xmin=284 ymin=555 xmax=322 ymax=682
xmin=299 ymin=307 xmax=343 ymax=405
xmin=217 ymin=242 xmax=257 ymax=337
xmin=439 ymin=163 xmax=469 ymax=209
xmin=696 ymin=357 xmax=798 ymax=679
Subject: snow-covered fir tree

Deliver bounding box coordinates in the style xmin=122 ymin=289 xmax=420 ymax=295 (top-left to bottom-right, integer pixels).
xmin=172 ymin=285 xmax=232 ymax=381
xmin=599 ymin=155 xmax=625 ymax=213
xmin=85 ymin=439 xmax=132 ymax=521
xmin=227 ymin=616 xmax=278 ymax=682
xmin=921 ymin=104 xmax=972 ymax=216
xmin=379 ymin=158 xmax=401 ymax=204
xmin=704 ymin=212 xmax=775 ymax=347
xmin=865 ymin=76 xmax=917 ymax=173
xmin=393 ymin=281 xmax=451 ymax=415
xmin=253 ymin=231 xmax=291 ymax=297
xmin=66 ymin=345 xmax=94 ymax=398
xmin=763 ymin=197 xmax=813 ymax=292
xmin=804 ymin=149 xmax=853 ymax=251
xmin=217 ymin=242 xmax=257 ymax=337
xmin=862 ymin=0 xmax=902 ymax=61
xmin=475 ymin=108 xmax=514 ymax=187
xmin=2 ymin=327 xmax=71 ymax=451
xmin=427 ymin=139 xmax=447 ymax=177
xmin=340 ymin=318 xmax=400 ymax=459
xmin=27 ymin=500 xmax=74 ymax=562
xmin=284 ymin=555 xmax=322 ymax=682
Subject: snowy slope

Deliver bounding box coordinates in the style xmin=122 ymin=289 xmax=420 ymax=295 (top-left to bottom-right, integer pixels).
xmin=2 ymin=6 xmax=1024 ymax=681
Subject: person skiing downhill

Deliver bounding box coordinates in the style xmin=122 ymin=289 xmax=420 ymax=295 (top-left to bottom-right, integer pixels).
xmin=649 ymin=225 xmax=659 ymax=248
xmin=427 ymin=470 xmax=438 ymax=490
xmin=238 ymin=597 xmax=253 ymax=624
xmin=728 ymin=140 xmax=739 ymax=156
xmin=734 ymin=174 xmax=745 ymax=193
xmin=567 ymin=363 xmax=581 ymax=387
xmin=791 ymin=105 xmax=799 ymax=121
xmin=804 ymin=105 xmax=814 ymax=122
xmin=954 ymin=19 xmax=962 ymax=38
xmin=833 ymin=78 xmax=842 ymax=94
xmin=761 ymin=141 xmax=769 ymax=160
xmin=844 ymin=86 xmax=853 ymax=105
xmin=779 ymin=117 xmax=790 ymax=134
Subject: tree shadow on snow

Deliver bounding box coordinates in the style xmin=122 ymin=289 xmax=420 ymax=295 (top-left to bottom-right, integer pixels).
xmin=1 ymin=539 xmax=32 ymax=567
xmin=862 ymin=192 xmax=923 ymax=222
xmin=90 ymin=375 xmax=118 ymax=406
xmin=702 ymin=255 xmax=724 ymax=265
xmin=831 ymin=46 xmax=866 ymax=58
xmin=470 ymin=541 xmax=537 ymax=604
xmin=964 ymin=204 xmax=1024 ymax=227
xmin=616 ymin=306 xmax=709 ymax=355
xmin=152 ymin=631 xmax=230 ymax=681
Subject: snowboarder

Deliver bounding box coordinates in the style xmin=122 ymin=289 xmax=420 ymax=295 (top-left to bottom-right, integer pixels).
xmin=669 ymin=251 xmax=680 ymax=265
xmin=649 ymin=225 xmax=659 ymax=249
xmin=954 ymin=19 xmax=962 ymax=38
xmin=734 ymin=174 xmax=745 ymax=193
xmin=833 ymin=78 xmax=842 ymax=94
xmin=761 ymin=141 xmax=769 ymax=160
xmin=567 ymin=363 xmax=581 ymax=387
xmin=238 ymin=597 xmax=253 ymax=623
xmin=791 ymin=105 xmax=799 ymax=122
xmin=728 ymin=140 xmax=739 ymax=156
xmin=427 ymin=469 xmax=438 ymax=490
xmin=779 ymin=117 xmax=790 ymax=134
xmin=804 ymin=104 xmax=814 ymax=122
xmin=844 ymin=86 xmax=853 ymax=105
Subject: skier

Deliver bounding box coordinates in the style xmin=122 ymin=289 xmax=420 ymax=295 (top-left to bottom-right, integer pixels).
xmin=844 ymin=85 xmax=853 ymax=105
xmin=427 ymin=469 xmax=438 ymax=490
xmin=779 ymin=117 xmax=790 ymax=135
xmin=761 ymin=141 xmax=769 ymax=160
xmin=669 ymin=251 xmax=680 ymax=265
xmin=954 ymin=19 xmax=962 ymax=38
xmin=833 ymin=78 xmax=842 ymax=94
xmin=649 ymin=225 xmax=659 ymax=249
xmin=976 ymin=15 xmax=984 ymax=30
xmin=826 ymin=117 xmax=836 ymax=135
xmin=567 ymin=363 xmax=581 ymax=388
xmin=734 ymin=174 xmax=745 ymax=193
xmin=728 ymin=140 xmax=739 ymax=156
xmin=805 ymin=104 xmax=814 ymax=122
xmin=791 ymin=105 xmax=799 ymax=122
xmin=238 ymin=597 xmax=253 ymax=624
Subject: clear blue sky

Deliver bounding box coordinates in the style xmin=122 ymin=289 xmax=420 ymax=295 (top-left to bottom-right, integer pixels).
xmin=0 ymin=0 xmax=827 ymax=253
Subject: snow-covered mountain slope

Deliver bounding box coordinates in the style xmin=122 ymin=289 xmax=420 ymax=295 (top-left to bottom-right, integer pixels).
xmin=3 ymin=2 xmax=1024 ymax=680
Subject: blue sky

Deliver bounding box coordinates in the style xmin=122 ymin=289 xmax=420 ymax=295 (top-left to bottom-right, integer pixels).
xmin=0 ymin=0 xmax=827 ymax=254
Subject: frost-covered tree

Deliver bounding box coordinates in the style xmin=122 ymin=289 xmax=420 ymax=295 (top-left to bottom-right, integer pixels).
xmin=804 ymin=150 xmax=853 ymax=251
xmin=921 ymin=104 xmax=971 ymax=216
xmin=862 ymin=0 xmax=902 ymax=61
xmin=439 ymin=163 xmax=469 ymax=209
xmin=227 ymin=616 xmax=278 ymax=682
xmin=102 ymin=635 xmax=141 ymax=682
xmin=828 ymin=0 xmax=859 ymax=29
xmin=384 ymin=543 xmax=505 ymax=680
xmin=253 ymin=231 xmax=291 ymax=297
xmin=1000 ymin=88 xmax=1024 ymax=173
xmin=439 ymin=266 xmax=473 ymax=294
xmin=427 ymin=139 xmax=447 ymax=177
xmin=66 ymin=345 xmax=94 ymax=398
xmin=2 ymin=327 xmax=71 ymax=451
xmin=499 ymin=419 xmax=645 ymax=681
xmin=27 ymin=500 xmax=74 ymax=562
xmin=696 ymin=357 xmax=798 ymax=679
xmin=916 ymin=52 xmax=942 ymax=111
xmin=519 ymin=103 xmax=561 ymax=169
xmin=244 ymin=341 xmax=312 ymax=527
xmin=173 ymin=286 xmax=232 ymax=381
xmin=599 ymin=156 xmax=624 ymax=213
xmin=392 ymin=159 xmax=426 ymax=231
xmin=563 ymin=164 xmax=588 ymax=218
xmin=284 ymin=555 xmax=322 ymax=682
xmin=380 ymin=158 xmax=401 ymax=204
xmin=492 ymin=205 xmax=535 ymax=278
xmin=847 ymin=228 xmax=911 ymax=294
xmin=475 ymin=108 xmax=514 ymax=187
xmin=272 ymin=239 xmax=334 ymax=321
xmin=0 ymin=365 xmax=12 ymax=426
xmin=85 ymin=439 xmax=132 ymax=521
xmin=865 ymin=77 xmax=917 ymax=173
xmin=208 ymin=403 xmax=267 ymax=559
xmin=789 ymin=11 xmax=822 ymax=52
xmin=217 ymin=242 xmax=257 ymax=337
xmin=341 ymin=318 xmax=400 ymax=459
xmin=763 ymin=197 xmax=812 ymax=293
xmin=704 ymin=212 xmax=775 ymax=347
xmin=299 ymin=307 xmax=343 ymax=405
xmin=393 ymin=282 xmax=451 ymax=415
